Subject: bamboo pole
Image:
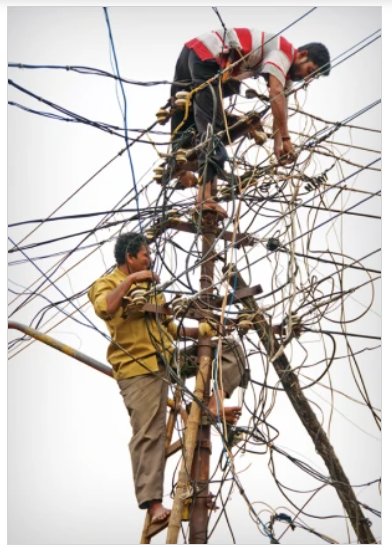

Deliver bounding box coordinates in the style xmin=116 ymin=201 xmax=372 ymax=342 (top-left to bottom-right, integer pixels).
xmin=166 ymin=347 xmax=212 ymax=543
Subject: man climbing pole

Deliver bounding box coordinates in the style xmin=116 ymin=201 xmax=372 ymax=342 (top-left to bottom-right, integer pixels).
xmin=88 ymin=232 xmax=246 ymax=525
xmin=170 ymin=27 xmax=330 ymax=194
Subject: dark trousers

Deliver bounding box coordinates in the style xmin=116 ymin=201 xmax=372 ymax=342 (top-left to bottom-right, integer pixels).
xmin=175 ymin=338 xmax=246 ymax=397
xmin=171 ymin=46 xmax=240 ymax=181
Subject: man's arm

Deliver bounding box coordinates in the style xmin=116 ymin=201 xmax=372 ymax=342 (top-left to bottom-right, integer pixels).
xmin=105 ymin=270 xmax=159 ymax=315
xmin=268 ymin=74 xmax=295 ymax=162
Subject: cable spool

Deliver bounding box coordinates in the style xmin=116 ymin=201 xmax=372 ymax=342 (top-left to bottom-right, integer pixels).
xmin=156 ymin=107 xmax=171 ymax=125
xmin=174 ymin=90 xmax=190 ymax=109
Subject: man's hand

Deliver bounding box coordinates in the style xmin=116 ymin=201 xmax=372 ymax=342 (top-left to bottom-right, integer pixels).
xmin=268 ymin=75 xmax=297 ymax=166
xmin=105 ymin=270 xmax=160 ymax=316
xmin=131 ymin=270 xmax=160 ymax=284
xmin=274 ymin=136 xmax=297 ymax=165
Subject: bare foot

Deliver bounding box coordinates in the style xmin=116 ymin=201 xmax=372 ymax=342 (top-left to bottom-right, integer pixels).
xmin=221 ymin=406 xmax=242 ymax=424
xmin=176 ymin=170 xmax=198 ymax=188
xmin=148 ymin=501 xmax=171 ymax=524
xmin=194 ymin=200 xmax=228 ymax=220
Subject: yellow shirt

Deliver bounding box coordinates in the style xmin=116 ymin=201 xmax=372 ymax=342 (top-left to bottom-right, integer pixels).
xmin=88 ymin=267 xmax=177 ymax=380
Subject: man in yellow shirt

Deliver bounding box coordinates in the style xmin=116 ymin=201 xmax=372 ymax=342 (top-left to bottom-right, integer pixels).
xmin=88 ymin=232 xmax=245 ymax=524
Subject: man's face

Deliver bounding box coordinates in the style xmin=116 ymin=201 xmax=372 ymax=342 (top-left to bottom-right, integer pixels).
xmin=126 ymin=244 xmax=151 ymax=272
xmin=290 ymin=52 xmax=319 ymax=82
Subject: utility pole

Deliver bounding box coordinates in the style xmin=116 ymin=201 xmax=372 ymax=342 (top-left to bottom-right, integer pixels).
xmin=167 ymin=173 xmax=221 ymax=544
xmin=189 ymin=184 xmax=219 ymax=544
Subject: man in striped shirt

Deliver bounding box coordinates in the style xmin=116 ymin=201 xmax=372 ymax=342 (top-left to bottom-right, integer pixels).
xmin=170 ymin=28 xmax=330 ymax=188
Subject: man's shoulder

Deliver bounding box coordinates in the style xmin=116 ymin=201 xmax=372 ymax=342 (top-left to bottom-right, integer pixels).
xmin=88 ymin=267 xmax=121 ymax=295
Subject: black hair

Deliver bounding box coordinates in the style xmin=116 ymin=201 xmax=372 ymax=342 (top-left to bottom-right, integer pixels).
xmin=114 ymin=232 xmax=147 ymax=265
xmin=298 ymin=42 xmax=331 ymax=76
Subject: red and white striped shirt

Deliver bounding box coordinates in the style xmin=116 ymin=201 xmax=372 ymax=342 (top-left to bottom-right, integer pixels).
xmin=185 ymin=28 xmax=297 ymax=87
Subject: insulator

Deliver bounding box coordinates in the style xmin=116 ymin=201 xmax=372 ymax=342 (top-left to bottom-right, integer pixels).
xmin=238 ymin=319 xmax=253 ymax=332
xmin=145 ymin=229 xmax=155 ymax=241
xmin=175 ymin=149 xmax=188 ymax=163
xmin=174 ymin=90 xmax=191 ymax=109
xmin=156 ymin=107 xmax=171 ymax=125
xmin=175 ymin=90 xmax=190 ymax=100
xmin=199 ymin=321 xmax=216 ymax=337
xmin=252 ymin=130 xmax=268 ymax=146
xmin=127 ymin=288 xmax=147 ymax=311
xmin=174 ymin=98 xmax=188 ymax=109
xmin=174 ymin=99 xmax=185 ymax=109
xmin=154 ymin=166 xmax=164 ymax=177
xmin=238 ymin=313 xmax=254 ymax=332
xmin=153 ymin=165 xmax=164 ymax=183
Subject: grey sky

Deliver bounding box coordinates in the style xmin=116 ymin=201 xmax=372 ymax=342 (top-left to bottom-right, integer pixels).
xmin=5 ymin=1 xmax=387 ymax=550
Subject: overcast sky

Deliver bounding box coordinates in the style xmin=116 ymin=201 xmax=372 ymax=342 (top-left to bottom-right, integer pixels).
xmin=4 ymin=0 xmax=389 ymax=553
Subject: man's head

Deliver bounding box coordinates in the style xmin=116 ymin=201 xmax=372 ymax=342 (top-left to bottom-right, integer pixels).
xmin=290 ymin=42 xmax=331 ymax=82
xmin=114 ymin=232 xmax=151 ymax=271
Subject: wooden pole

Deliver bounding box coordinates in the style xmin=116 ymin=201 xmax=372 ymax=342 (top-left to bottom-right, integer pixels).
xmin=167 ymin=176 xmax=220 ymax=544
xmin=189 ymin=207 xmax=217 ymax=544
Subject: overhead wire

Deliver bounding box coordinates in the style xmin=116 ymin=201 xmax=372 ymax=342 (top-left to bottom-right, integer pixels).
xmin=7 ymin=6 xmax=381 ymax=544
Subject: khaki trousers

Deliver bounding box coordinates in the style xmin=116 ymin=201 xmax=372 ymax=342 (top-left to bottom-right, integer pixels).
xmin=117 ymin=369 xmax=168 ymax=509
xmin=117 ymin=339 xmax=246 ymax=509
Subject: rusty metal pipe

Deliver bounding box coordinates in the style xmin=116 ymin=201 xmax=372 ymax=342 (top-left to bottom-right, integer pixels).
xmin=8 ymin=320 xmax=113 ymax=377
